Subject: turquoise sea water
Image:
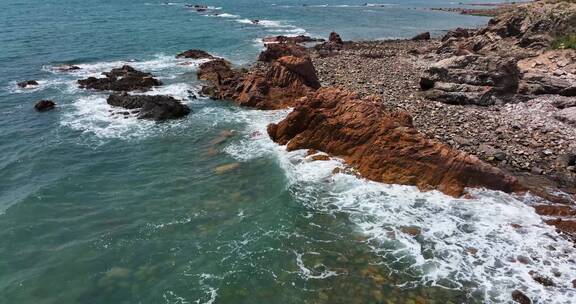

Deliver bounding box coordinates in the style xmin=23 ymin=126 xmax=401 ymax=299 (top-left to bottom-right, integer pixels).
xmin=1 ymin=1 xmax=576 ymax=303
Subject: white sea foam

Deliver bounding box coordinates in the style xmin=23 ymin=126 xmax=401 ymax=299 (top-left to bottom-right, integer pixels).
xmin=163 ymin=290 xmax=190 ymax=304
xmin=221 ymin=107 xmax=576 ymax=303
xmin=212 ymin=13 xmax=239 ymax=18
xmin=4 ymin=79 xmax=68 ymax=94
xmin=143 ymin=82 xmax=197 ymax=101
xmin=235 ymin=18 xmax=308 ymax=35
xmin=59 ymin=81 xmax=196 ymax=140
xmin=236 ymin=18 xmax=255 ymax=25
xmin=294 ymin=251 xmax=340 ymax=280
xmin=60 ymin=95 xmax=154 ymax=140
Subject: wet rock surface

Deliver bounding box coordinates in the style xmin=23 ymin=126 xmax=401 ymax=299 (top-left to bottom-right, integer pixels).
xmin=268 ymin=87 xmax=519 ymax=197
xmin=53 ymin=64 xmax=81 ymax=72
xmin=310 ymin=25 xmax=576 ymax=237
xmin=17 ymin=80 xmax=38 ymax=88
xmin=34 ymin=100 xmax=56 ymax=112
xmin=78 ymin=65 xmax=162 ymax=91
xmin=107 ymin=93 xmax=190 ymax=121
xmin=512 ymin=289 xmax=532 ymax=304
xmin=197 ymin=45 xmax=319 ymax=109
xmin=258 ymin=43 xmax=308 ymax=62
xmin=176 ymin=49 xmax=215 ymax=59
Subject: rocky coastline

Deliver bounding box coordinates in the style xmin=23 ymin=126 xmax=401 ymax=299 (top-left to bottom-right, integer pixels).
xmin=194 ymin=0 xmax=576 ymax=251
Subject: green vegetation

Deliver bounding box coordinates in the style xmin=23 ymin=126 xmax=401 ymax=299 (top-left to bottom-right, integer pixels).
xmin=552 ymin=34 xmax=576 ymax=49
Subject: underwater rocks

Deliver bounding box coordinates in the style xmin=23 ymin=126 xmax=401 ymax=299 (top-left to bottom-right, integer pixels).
xmin=267 ymin=87 xmax=519 ymax=197
xmin=78 ymin=65 xmax=162 ymax=91
xmin=53 ymin=64 xmax=81 ymax=72
xmin=197 ymin=45 xmax=320 ymax=109
xmin=512 ymin=289 xmax=532 ymax=304
xmin=176 ymin=49 xmax=215 ymax=59
xmin=17 ymin=80 xmax=38 ymax=88
xmin=106 ymin=93 xmax=190 ymax=121
xmin=34 ymin=100 xmax=56 ymax=112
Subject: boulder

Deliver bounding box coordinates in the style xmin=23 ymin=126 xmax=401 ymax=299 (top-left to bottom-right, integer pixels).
xmin=276 ymin=55 xmax=321 ymax=89
xmin=412 ymin=32 xmax=431 ymax=41
xmin=258 ymin=43 xmax=307 ymax=62
xmin=439 ymin=1 xmax=576 ymax=59
xmin=517 ymin=50 xmax=576 ymax=96
xmin=34 ymin=100 xmax=56 ymax=112
xmin=267 ymin=87 xmax=519 ymax=196
xmin=555 ymin=107 xmax=576 ymax=125
xmin=78 ymin=65 xmax=162 ymax=91
xmin=329 ymin=32 xmax=343 ymax=44
xmin=512 ymin=290 xmax=531 ymax=304
xmin=176 ymin=49 xmax=215 ymax=59
xmin=560 ymin=86 xmax=576 ymax=97
xmin=441 ymin=28 xmax=470 ymax=42
xmin=198 ymin=44 xmax=320 ymax=110
xmin=554 ymin=97 xmax=576 ymax=109
xmin=420 ymin=54 xmax=520 ymax=105
xmin=17 ymin=80 xmax=39 ymax=88
xmin=197 ymin=58 xmax=237 ymax=85
xmin=106 ymin=93 xmax=190 ymax=121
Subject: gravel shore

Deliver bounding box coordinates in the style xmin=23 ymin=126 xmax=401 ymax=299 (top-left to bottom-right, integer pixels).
xmin=311 ymin=40 xmax=576 ymax=194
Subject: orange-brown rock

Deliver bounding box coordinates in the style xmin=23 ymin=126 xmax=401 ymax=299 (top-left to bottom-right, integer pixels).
xmin=258 ymin=43 xmax=308 ymax=63
xmin=267 ymin=87 xmax=520 ymax=196
xmin=198 ymin=45 xmax=320 ymax=110
xmin=197 ymin=58 xmax=237 ymax=86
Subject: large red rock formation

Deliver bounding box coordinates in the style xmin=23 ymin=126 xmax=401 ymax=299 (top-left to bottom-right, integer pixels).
xmin=258 ymin=43 xmax=308 ymax=63
xmin=198 ymin=44 xmax=320 ymax=109
xmin=268 ymin=87 xmax=520 ymax=196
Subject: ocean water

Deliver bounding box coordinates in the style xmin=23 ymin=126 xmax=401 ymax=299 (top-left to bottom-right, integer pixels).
xmin=1 ymin=1 xmax=575 ymax=303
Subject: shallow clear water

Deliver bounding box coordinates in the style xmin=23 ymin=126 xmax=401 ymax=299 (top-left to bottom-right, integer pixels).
xmin=1 ymin=1 xmax=575 ymax=303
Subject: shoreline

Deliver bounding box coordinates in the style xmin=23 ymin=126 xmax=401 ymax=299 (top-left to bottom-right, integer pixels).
xmin=196 ymin=0 xmax=576 ymax=245
xmin=311 ymin=38 xmax=576 ymax=196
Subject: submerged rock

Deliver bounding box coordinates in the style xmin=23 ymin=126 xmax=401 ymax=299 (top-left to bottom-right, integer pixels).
xmin=106 ymin=93 xmax=190 ymax=121
xmin=17 ymin=80 xmax=38 ymax=88
xmin=78 ymin=65 xmax=162 ymax=91
xmin=53 ymin=64 xmax=81 ymax=72
xmin=267 ymin=87 xmax=519 ymax=196
xmin=176 ymin=49 xmax=215 ymax=59
xmin=511 ymin=290 xmax=531 ymax=304
xmin=34 ymin=100 xmax=56 ymax=112
xmin=214 ymin=163 xmax=240 ymax=174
